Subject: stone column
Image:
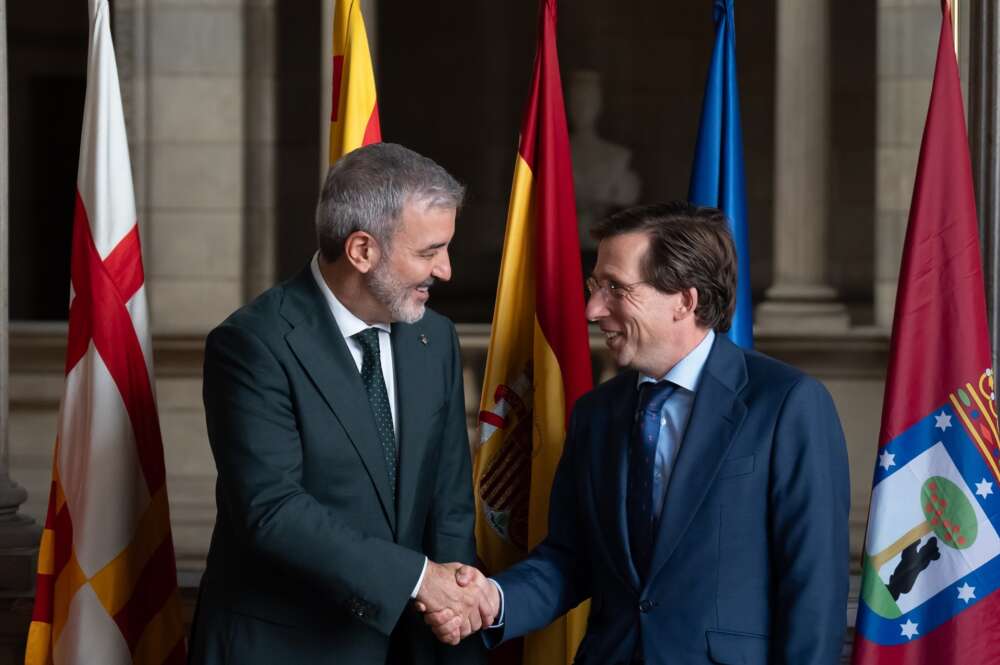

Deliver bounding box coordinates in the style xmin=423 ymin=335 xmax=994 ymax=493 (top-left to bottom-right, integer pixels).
xmin=872 ymin=0 xmax=940 ymax=328
xmin=755 ymin=0 xmax=850 ymax=333
xmin=0 ymin=0 xmax=41 ymax=593
xmin=140 ymin=0 xmax=246 ymax=333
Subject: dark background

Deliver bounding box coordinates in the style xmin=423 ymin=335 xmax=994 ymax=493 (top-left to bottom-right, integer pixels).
xmin=8 ymin=1 xmax=875 ymax=324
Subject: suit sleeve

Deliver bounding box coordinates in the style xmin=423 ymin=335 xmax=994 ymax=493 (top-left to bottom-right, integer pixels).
xmin=768 ymin=377 xmax=850 ymax=665
xmin=488 ymin=404 xmax=592 ymax=644
xmin=203 ymin=322 xmax=425 ymax=637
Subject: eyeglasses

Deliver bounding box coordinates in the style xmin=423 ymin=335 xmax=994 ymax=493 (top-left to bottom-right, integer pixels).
xmin=585 ymin=276 xmax=649 ymax=300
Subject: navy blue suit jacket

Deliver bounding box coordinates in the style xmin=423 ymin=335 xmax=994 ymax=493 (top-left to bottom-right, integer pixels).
xmin=491 ymin=334 xmax=850 ymax=665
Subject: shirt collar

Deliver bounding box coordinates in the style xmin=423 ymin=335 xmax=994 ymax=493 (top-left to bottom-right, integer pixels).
xmin=310 ymin=253 xmax=391 ymax=339
xmin=637 ymin=328 xmax=716 ymax=393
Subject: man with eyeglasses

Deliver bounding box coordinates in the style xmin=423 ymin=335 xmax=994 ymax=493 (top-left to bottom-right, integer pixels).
xmin=424 ymin=201 xmax=850 ymax=665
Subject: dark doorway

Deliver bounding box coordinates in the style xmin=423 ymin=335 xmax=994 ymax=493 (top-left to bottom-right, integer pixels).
xmin=9 ymin=0 xmax=89 ymax=321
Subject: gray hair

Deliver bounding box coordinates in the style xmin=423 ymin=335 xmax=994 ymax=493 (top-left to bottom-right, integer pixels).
xmin=316 ymin=143 xmax=465 ymax=262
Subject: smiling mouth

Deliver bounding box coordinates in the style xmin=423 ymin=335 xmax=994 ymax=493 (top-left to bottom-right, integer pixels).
xmin=603 ymin=330 xmax=622 ymax=343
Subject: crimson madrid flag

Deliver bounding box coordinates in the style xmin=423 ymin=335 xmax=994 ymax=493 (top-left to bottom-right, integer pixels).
xmin=852 ymin=1 xmax=1000 ymax=662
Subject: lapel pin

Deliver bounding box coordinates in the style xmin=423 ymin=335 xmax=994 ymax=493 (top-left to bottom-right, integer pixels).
xmin=419 ymin=334 xmax=429 ymax=346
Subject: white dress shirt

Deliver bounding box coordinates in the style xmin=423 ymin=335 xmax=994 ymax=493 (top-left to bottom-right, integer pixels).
xmin=310 ymin=254 xmax=398 ymax=435
xmin=310 ymin=254 xmax=427 ymax=596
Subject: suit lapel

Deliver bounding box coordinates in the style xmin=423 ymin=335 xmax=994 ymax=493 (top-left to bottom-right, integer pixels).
xmin=647 ymin=336 xmax=748 ymax=586
xmin=391 ymin=322 xmax=434 ymax=531
xmin=591 ymin=374 xmax=642 ymax=591
xmin=281 ymin=269 xmax=397 ymax=534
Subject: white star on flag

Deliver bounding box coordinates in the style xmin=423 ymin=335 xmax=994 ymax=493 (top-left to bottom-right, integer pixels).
xmin=976 ymin=478 xmax=994 ymax=499
xmin=878 ymin=451 xmax=896 ymax=471
xmin=935 ymin=411 xmax=952 ymax=431
xmin=900 ymin=619 xmax=919 ymax=639
xmin=957 ymin=582 xmax=976 ymax=603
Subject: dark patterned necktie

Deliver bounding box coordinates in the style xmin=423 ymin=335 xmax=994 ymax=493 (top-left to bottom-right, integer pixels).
xmin=627 ymin=380 xmax=675 ymax=580
xmin=353 ymin=328 xmax=397 ymax=505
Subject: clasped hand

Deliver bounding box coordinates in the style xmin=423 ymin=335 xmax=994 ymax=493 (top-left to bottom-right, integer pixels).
xmin=414 ymin=562 xmax=499 ymax=645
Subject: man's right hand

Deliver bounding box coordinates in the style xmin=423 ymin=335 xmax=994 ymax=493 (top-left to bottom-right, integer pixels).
xmin=414 ymin=562 xmax=499 ymax=645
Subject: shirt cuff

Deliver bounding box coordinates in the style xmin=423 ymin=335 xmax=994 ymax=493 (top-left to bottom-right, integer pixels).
xmin=410 ymin=557 xmax=429 ymax=599
xmin=487 ymin=578 xmax=505 ymax=627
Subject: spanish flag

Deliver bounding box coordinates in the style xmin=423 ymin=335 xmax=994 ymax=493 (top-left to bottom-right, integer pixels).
xmin=25 ymin=2 xmax=185 ymax=664
xmin=473 ymin=1 xmax=593 ymax=664
xmin=329 ymin=0 xmax=381 ymax=164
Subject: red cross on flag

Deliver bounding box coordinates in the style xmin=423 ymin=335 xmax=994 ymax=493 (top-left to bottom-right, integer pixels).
xmin=24 ymin=2 xmax=186 ymax=664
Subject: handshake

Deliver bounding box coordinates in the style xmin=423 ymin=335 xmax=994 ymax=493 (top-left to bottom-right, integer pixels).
xmin=414 ymin=561 xmax=501 ymax=645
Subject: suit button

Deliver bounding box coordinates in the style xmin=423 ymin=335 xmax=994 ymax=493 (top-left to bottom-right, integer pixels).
xmin=638 ymin=599 xmax=654 ymax=613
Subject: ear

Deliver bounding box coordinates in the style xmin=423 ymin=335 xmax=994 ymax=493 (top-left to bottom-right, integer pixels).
xmin=343 ymin=231 xmax=382 ymax=274
xmin=675 ymin=287 xmax=699 ymax=320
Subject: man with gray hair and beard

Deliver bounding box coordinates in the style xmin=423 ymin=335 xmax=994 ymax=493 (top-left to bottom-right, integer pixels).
xmin=189 ymin=143 xmax=490 ymax=665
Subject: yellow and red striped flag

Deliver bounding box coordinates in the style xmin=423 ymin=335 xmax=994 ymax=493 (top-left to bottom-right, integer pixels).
xmin=473 ymin=1 xmax=593 ymax=664
xmin=24 ymin=2 xmax=185 ymax=664
xmin=329 ymin=0 xmax=381 ymax=164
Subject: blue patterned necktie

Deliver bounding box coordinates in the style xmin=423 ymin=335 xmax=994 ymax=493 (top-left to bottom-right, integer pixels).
xmin=627 ymin=380 xmax=675 ymax=580
xmin=353 ymin=328 xmax=397 ymax=505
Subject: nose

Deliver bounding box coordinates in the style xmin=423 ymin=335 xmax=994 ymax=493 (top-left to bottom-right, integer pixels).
xmin=432 ymin=249 xmax=452 ymax=282
xmin=584 ymin=291 xmax=607 ymax=321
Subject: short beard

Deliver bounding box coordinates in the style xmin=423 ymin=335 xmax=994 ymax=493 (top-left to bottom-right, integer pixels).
xmin=367 ymin=258 xmax=432 ymax=324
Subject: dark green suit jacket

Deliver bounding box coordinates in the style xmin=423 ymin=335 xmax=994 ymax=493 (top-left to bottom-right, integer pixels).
xmin=189 ymin=267 xmax=483 ymax=664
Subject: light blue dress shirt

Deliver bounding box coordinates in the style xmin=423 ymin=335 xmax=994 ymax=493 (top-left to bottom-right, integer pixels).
xmin=637 ymin=328 xmax=715 ymax=522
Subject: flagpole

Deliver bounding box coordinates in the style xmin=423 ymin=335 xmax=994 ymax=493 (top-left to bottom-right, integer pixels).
xmin=954 ymin=0 xmax=959 ymax=58
xmin=969 ymin=0 xmax=1000 ymax=377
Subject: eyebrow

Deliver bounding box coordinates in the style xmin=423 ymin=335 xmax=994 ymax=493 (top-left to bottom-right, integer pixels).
xmin=417 ymin=241 xmax=449 ymax=252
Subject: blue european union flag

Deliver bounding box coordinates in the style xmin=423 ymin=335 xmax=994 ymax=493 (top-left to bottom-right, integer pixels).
xmin=689 ymin=0 xmax=752 ymax=348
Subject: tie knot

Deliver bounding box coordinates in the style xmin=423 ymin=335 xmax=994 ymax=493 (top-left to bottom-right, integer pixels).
xmin=637 ymin=380 xmax=675 ymax=415
xmin=353 ymin=328 xmax=381 ymax=356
